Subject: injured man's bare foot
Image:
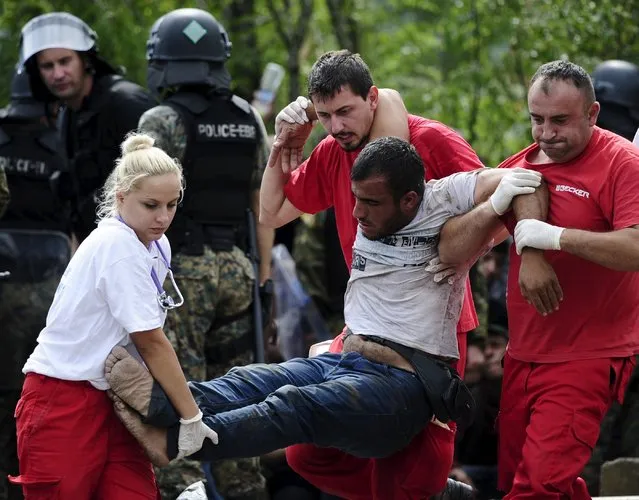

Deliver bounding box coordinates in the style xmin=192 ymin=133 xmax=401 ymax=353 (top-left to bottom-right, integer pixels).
xmin=105 ymin=346 xmax=153 ymax=417
xmin=112 ymin=394 xmax=170 ymax=467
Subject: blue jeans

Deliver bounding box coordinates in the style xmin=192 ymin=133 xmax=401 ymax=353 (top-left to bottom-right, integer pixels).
xmin=149 ymin=352 xmax=431 ymax=461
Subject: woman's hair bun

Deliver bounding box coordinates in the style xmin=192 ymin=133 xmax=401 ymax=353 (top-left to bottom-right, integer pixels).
xmin=121 ymin=133 xmax=155 ymax=155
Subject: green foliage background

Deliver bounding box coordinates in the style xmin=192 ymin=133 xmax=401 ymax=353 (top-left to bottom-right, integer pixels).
xmin=1 ymin=0 xmax=639 ymax=165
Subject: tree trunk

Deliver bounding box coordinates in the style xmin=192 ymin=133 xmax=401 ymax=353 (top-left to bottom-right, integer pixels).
xmin=224 ymin=0 xmax=262 ymax=101
xmin=325 ymin=0 xmax=359 ymax=53
xmin=266 ymin=0 xmax=314 ymax=102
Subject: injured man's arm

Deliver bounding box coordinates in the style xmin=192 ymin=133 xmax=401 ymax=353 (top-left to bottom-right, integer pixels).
xmin=437 ymin=166 xmax=557 ymax=315
xmin=437 ymin=167 xmax=547 ymax=266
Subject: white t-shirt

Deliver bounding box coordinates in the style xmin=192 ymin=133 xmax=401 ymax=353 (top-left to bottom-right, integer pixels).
xmin=344 ymin=171 xmax=478 ymax=359
xmin=633 ymin=127 xmax=639 ymax=146
xmin=23 ymin=218 xmax=171 ymax=390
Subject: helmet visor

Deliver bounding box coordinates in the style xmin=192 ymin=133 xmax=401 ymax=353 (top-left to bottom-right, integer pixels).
xmin=21 ymin=13 xmax=95 ymax=64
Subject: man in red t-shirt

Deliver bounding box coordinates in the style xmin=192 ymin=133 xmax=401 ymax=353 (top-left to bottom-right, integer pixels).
xmin=260 ymin=50 xmax=483 ymax=499
xmin=496 ymin=60 xmax=639 ymax=499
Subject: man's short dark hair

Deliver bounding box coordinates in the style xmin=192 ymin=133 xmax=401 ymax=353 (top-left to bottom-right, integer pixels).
xmin=307 ymin=50 xmax=374 ymax=102
xmin=351 ymin=137 xmax=425 ymax=202
xmin=530 ymin=60 xmax=596 ymax=107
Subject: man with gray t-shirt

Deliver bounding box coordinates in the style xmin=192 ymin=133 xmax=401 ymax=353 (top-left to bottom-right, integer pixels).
xmin=346 ymin=168 xmax=478 ymax=360
xmin=103 ymin=137 xmax=542 ymax=469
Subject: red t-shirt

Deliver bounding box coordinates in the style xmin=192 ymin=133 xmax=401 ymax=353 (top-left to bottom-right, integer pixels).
xmin=284 ymin=115 xmax=484 ymax=333
xmin=501 ymin=127 xmax=639 ymax=362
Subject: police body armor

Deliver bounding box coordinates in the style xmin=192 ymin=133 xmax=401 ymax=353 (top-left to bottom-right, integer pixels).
xmin=0 ymin=120 xmax=69 ymax=233
xmin=59 ymin=74 xmax=141 ymax=241
xmin=164 ymin=91 xmax=260 ymax=254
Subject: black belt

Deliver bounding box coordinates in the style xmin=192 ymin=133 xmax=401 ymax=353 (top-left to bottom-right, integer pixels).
xmin=356 ymin=333 xmax=455 ymax=365
xmin=347 ymin=330 xmax=475 ymax=426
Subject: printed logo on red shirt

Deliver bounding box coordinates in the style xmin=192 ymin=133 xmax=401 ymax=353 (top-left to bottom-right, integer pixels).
xmin=555 ymin=184 xmax=590 ymax=198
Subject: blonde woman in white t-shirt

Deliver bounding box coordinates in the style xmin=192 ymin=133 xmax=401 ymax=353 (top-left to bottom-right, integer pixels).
xmin=9 ymin=133 xmax=217 ymax=500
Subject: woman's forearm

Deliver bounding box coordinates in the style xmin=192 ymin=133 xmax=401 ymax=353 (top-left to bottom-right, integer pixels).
xmin=134 ymin=329 xmax=199 ymax=419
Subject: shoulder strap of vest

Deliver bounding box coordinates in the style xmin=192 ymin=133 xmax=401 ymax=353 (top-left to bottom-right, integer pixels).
xmin=36 ymin=129 xmax=59 ymax=154
xmin=231 ymin=94 xmax=251 ymax=115
xmin=248 ymin=102 xmax=268 ymax=162
xmin=101 ymin=74 xmax=125 ymax=88
xmin=92 ymin=75 xmax=126 ymax=108
xmin=0 ymin=126 xmax=9 ymax=146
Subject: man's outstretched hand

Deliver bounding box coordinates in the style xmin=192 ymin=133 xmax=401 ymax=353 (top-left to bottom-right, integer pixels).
xmin=268 ymin=96 xmax=317 ymax=174
xmin=275 ymin=96 xmax=312 ymax=129
xmin=267 ymin=120 xmax=314 ymax=174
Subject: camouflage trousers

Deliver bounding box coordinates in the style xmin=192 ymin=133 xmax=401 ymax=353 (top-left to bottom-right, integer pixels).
xmin=157 ymin=246 xmax=268 ymax=500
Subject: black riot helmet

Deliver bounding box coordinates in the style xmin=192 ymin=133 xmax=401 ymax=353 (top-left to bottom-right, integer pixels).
xmin=1 ymin=68 xmax=47 ymax=121
xmin=146 ymin=8 xmax=233 ymax=99
xmin=592 ymin=60 xmax=639 ymax=141
xmin=19 ymin=12 xmax=118 ymax=102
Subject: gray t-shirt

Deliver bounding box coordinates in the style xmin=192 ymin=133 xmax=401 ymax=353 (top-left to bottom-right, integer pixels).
xmin=344 ymin=171 xmax=478 ymax=359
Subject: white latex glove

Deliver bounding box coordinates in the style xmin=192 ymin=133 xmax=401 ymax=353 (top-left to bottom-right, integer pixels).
xmin=514 ymin=219 xmax=564 ymax=255
xmin=275 ymin=96 xmax=311 ymax=134
xmin=425 ymin=257 xmax=459 ymax=284
xmin=309 ymin=339 xmax=333 ymax=357
xmin=177 ymin=410 xmax=219 ymax=459
xmin=489 ymin=168 xmax=542 ymax=216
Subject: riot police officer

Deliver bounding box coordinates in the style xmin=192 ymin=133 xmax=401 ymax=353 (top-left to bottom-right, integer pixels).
xmin=20 ymin=12 xmax=157 ymax=242
xmin=592 ymin=59 xmax=639 ymax=141
xmin=0 ymin=70 xmax=70 ymax=234
xmin=0 ymin=68 xmax=71 ymax=500
xmin=138 ymin=8 xmax=273 ymax=500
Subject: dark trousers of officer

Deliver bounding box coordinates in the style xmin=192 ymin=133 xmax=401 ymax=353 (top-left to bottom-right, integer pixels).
xmin=0 ymin=389 xmax=22 ymax=500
